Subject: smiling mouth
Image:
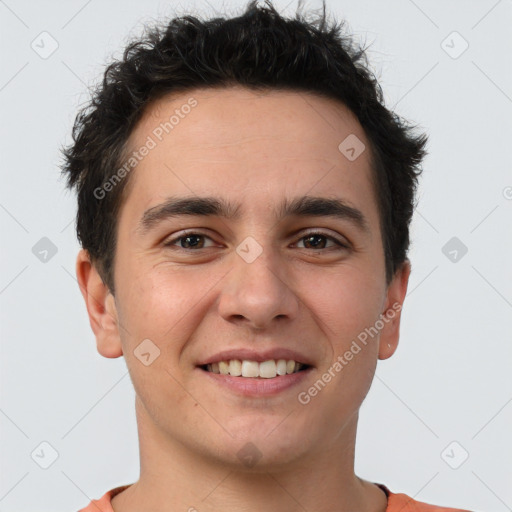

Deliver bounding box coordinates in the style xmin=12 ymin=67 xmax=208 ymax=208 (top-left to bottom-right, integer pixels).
xmin=199 ymin=360 xmax=311 ymax=379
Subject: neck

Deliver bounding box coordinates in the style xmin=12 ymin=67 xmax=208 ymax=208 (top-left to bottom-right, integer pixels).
xmin=111 ymin=397 xmax=387 ymax=512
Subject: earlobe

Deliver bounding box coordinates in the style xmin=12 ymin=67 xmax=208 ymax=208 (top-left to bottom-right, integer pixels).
xmin=378 ymin=260 xmax=411 ymax=360
xmin=75 ymin=249 xmax=123 ymax=358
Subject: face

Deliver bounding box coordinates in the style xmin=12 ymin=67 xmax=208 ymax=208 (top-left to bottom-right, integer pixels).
xmin=77 ymin=86 xmax=409 ymax=470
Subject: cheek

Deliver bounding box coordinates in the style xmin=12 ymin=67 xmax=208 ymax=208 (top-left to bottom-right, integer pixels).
xmin=114 ymin=266 xmax=203 ymax=425
xmin=301 ymin=269 xmax=383 ymax=402
xmin=302 ymin=266 xmax=385 ymax=343
xmin=117 ymin=262 xmax=222 ymax=345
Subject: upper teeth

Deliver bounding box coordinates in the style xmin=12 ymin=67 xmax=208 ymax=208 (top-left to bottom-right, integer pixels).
xmin=206 ymin=359 xmax=305 ymax=378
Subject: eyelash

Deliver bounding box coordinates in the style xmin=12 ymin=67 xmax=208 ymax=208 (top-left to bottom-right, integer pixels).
xmin=163 ymin=230 xmax=349 ymax=251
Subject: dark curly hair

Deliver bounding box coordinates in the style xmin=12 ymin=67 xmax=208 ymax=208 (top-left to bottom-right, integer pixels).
xmin=60 ymin=0 xmax=427 ymax=296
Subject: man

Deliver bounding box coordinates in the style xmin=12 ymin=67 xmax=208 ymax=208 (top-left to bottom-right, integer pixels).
xmin=61 ymin=1 xmax=472 ymax=510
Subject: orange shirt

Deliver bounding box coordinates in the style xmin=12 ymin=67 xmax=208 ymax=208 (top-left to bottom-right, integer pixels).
xmin=77 ymin=482 xmax=472 ymax=511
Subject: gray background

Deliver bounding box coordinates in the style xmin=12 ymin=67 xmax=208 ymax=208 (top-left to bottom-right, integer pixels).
xmin=1 ymin=0 xmax=511 ymax=510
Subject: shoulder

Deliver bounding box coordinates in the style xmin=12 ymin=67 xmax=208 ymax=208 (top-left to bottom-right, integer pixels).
xmin=77 ymin=484 xmax=132 ymax=512
xmin=375 ymin=483 xmax=474 ymax=512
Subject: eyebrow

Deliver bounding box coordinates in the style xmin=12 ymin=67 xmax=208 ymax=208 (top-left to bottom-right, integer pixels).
xmin=137 ymin=195 xmax=371 ymax=236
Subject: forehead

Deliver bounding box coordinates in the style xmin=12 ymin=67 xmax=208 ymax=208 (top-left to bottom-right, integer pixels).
xmin=130 ymin=86 xmax=367 ymax=155
xmin=120 ymin=86 xmax=378 ymax=229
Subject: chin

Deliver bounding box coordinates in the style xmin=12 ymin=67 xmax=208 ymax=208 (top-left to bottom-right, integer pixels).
xmin=212 ymin=424 xmax=311 ymax=471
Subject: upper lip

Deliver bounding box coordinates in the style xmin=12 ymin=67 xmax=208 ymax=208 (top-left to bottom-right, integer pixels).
xmin=196 ymin=348 xmax=314 ymax=367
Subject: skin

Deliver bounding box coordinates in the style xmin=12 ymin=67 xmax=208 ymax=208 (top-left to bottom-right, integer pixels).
xmin=76 ymin=86 xmax=410 ymax=512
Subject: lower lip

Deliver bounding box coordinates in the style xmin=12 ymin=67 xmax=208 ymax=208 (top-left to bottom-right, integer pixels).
xmin=197 ymin=367 xmax=314 ymax=396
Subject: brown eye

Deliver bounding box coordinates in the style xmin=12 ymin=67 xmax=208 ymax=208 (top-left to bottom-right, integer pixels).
xmin=163 ymin=232 xmax=215 ymax=250
xmin=296 ymin=231 xmax=348 ymax=250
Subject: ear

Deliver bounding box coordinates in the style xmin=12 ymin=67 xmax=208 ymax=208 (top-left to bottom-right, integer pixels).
xmin=378 ymin=259 xmax=411 ymax=360
xmin=75 ymin=249 xmax=123 ymax=358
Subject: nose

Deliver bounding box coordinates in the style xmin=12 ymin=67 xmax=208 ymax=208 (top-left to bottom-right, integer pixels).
xmin=217 ymin=243 xmax=300 ymax=331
